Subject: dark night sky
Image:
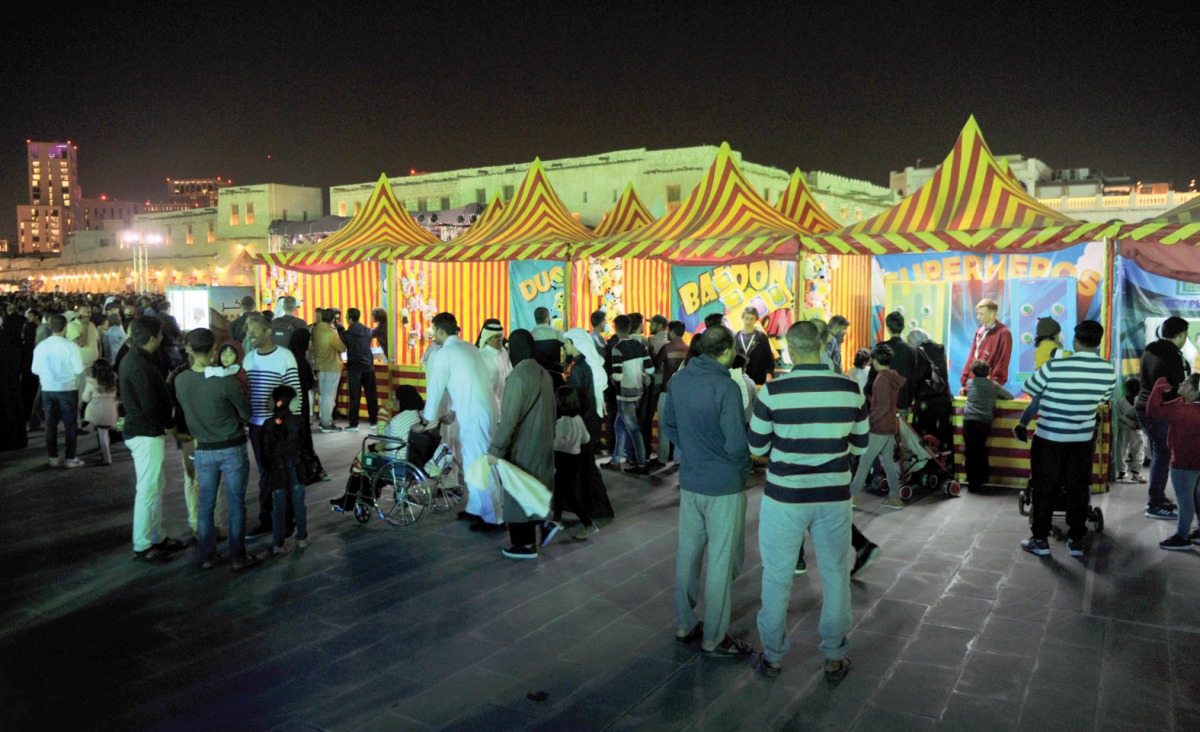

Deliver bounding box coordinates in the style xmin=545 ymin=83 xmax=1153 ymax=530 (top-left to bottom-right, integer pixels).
xmin=1 ymin=1 xmax=1195 ymax=240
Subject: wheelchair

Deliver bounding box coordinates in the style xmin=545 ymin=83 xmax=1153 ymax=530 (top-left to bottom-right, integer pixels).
xmin=335 ymin=433 xmax=463 ymax=528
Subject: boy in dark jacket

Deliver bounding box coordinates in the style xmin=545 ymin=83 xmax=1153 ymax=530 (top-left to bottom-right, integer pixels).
xmin=262 ymin=384 xmax=310 ymax=555
xmin=1136 ymin=316 xmax=1192 ymax=519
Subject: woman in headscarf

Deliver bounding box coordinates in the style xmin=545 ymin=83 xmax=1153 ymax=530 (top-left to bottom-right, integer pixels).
xmin=564 ymin=328 xmax=614 ymax=523
xmin=475 ymin=318 xmax=512 ymax=414
xmin=906 ymin=327 xmax=953 ymax=453
xmin=289 ymin=328 xmax=328 ymax=481
xmin=488 ymin=329 xmax=556 ymax=559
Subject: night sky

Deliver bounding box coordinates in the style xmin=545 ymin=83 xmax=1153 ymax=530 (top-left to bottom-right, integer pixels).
xmin=2 ymin=1 xmax=1195 ymax=240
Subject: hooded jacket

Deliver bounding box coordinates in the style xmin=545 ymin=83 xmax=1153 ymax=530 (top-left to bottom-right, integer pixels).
xmin=661 ymin=355 xmax=751 ymax=496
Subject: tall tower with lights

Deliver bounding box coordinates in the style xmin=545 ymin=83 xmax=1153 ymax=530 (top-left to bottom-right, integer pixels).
xmin=16 ymin=140 xmax=81 ymax=255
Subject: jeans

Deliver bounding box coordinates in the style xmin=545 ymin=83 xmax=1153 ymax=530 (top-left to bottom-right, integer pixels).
xmin=850 ymin=432 xmax=902 ymax=497
xmin=347 ymin=368 xmax=378 ymax=427
xmin=962 ymin=420 xmax=992 ymax=490
xmin=758 ymin=496 xmax=852 ymax=663
xmin=317 ymin=370 xmax=341 ymax=426
xmin=1172 ymin=467 xmax=1200 ymax=539
xmin=1029 ymin=435 xmax=1095 ymax=542
xmin=43 ymin=390 xmax=79 ymax=459
xmin=195 ymin=445 xmax=250 ymax=562
xmin=613 ymin=399 xmax=646 ymax=467
xmin=656 ymin=391 xmax=674 ymax=462
xmin=675 ymin=490 xmax=747 ymax=646
xmin=128 ymin=435 xmax=167 ymax=552
xmin=1137 ymin=413 xmax=1172 ymax=507
xmin=272 ymin=463 xmax=308 ymax=548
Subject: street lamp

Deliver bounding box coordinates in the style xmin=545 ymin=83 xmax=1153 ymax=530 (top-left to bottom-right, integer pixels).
xmin=123 ymin=230 xmax=164 ymax=294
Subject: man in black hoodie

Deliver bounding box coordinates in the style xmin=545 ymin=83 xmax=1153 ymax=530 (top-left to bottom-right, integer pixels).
xmin=865 ymin=311 xmax=921 ymax=413
xmin=1136 ymin=316 xmax=1192 ymax=520
xmin=340 ymin=308 xmax=378 ymax=431
xmin=120 ymin=316 xmax=183 ymax=563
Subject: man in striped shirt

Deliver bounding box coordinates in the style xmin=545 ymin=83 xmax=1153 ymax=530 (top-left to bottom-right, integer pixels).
xmin=244 ymin=315 xmax=303 ymax=536
xmin=749 ymin=321 xmax=869 ymax=681
xmin=1020 ymin=320 xmax=1116 ymax=558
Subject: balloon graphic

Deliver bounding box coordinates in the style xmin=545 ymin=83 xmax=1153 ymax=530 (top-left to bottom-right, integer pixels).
xmin=1021 ymin=304 xmax=1033 ymax=316
xmin=1022 ymin=333 xmax=1033 ymax=344
xmin=1052 ymin=304 xmax=1065 ymax=315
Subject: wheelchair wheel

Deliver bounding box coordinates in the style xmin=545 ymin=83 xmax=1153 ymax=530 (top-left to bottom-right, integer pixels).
xmin=353 ymin=501 xmax=371 ymax=524
xmin=1090 ymin=506 xmax=1104 ymax=534
xmin=941 ymin=479 xmax=962 ymax=497
xmin=371 ymin=460 xmax=429 ymax=527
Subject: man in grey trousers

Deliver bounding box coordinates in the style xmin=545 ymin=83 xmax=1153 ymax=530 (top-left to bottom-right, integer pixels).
xmin=661 ymin=325 xmax=753 ymax=657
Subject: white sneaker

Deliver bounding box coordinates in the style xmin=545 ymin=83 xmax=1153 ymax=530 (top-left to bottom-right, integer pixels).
xmin=48 ymin=457 xmax=64 ymax=467
xmin=64 ymin=458 xmax=86 ymax=469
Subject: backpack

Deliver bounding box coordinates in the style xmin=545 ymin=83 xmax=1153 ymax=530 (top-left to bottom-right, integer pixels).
xmin=917 ymin=345 xmax=949 ymax=399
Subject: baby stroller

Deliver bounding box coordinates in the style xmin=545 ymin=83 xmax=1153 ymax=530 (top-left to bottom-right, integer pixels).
xmin=867 ymin=420 xmax=961 ymax=500
xmin=334 ymin=429 xmax=463 ymax=528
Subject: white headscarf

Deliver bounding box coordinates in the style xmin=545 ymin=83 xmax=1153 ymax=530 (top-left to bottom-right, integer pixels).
xmin=475 ymin=320 xmax=505 ymax=349
xmin=565 ymin=327 xmax=606 ymax=415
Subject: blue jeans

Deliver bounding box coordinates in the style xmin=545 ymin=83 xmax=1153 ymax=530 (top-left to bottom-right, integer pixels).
xmin=43 ymin=390 xmax=79 ymax=459
xmin=757 ymin=496 xmax=853 ymax=663
xmin=1137 ymin=412 xmax=1172 ymax=507
xmin=195 ymin=445 xmax=250 ymax=562
xmin=614 ymin=399 xmax=646 ymax=467
xmin=272 ymin=463 xmax=307 ymax=548
xmin=1173 ymin=467 xmax=1200 ymax=539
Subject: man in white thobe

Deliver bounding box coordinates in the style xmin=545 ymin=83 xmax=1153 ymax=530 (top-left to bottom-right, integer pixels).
xmin=424 ymin=312 xmax=501 ymax=525
xmin=475 ymin=319 xmax=511 ymax=416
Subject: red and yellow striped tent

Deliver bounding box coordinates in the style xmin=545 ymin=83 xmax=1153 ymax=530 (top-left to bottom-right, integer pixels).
xmin=573 ymin=143 xmax=852 ymax=265
xmin=439 ymin=158 xmax=593 ymax=262
xmin=594 ymin=183 xmax=656 ymax=237
xmin=465 ymin=195 xmax=506 ymax=239
xmin=1118 ymin=194 xmax=1200 ymax=283
xmin=802 ymin=117 xmax=1121 ymax=255
xmin=774 ymin=168 xmax=841 ymax=234
xmin=257 ymin=173 xmax=439 ymax=274
xmin=573 ymin=183 xmax=668 ymax=328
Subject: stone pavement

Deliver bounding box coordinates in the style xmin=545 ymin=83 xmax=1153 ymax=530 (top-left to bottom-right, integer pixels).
xmin=1 ymin=428 xmax=1197 ymax=731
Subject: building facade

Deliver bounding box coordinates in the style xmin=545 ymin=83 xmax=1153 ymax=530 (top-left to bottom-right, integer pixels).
xmin=16 ymin=141 xmax=81 ymax=255
xmin=168 ymin=177 xmax=230 ymax=207
xmin=329 ymin=146 xmax=898 ymax=229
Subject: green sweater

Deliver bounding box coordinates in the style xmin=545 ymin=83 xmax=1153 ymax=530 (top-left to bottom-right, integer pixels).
xmin=173 ymin=369 xmax=252 ymax=449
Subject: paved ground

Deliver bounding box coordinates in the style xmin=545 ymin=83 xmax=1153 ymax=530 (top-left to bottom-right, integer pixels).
xmin=1 ymin=427 xmax=1197 ymax=731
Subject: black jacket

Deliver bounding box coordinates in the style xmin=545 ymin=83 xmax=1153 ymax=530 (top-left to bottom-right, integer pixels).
xmin=119 ymin=347 xmax=174 ymax=437
xmin=341 ymin=322 xmax=374 ymax=372
xmin=1136 ymin=339 xmax=1191 ymax=413
xmin=866 ymin=336 xmax=920 ymax=409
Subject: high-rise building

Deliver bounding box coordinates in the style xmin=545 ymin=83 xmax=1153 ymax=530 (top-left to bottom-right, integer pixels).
xmin=167 ymin=177 xmax=229 ymax=207
xmin=16 ymin=140 xmax=81 ymax=255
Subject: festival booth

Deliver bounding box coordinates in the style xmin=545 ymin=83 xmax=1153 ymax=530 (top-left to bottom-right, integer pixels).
xmin=1115 ymin=195 xmax=1200 ymax=376
xmin=802 ymin=117 xmax=1123 ymax=493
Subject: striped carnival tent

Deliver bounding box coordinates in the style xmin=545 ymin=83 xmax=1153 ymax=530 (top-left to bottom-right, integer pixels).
xmin=774 ymin=168 xmax=841 ymax=234
xmin=801 ymin=116 xmax=1122 ymax=255
xmin=573 ymin=142 xmax=854 ymax=265
xmin=257 ymin=174 xmax=439 ymax=274
xmin=594 ymin=183 xmax=656 ymax=237
xmin=1117 ymin=194 xmax=1200 ymax=283
xmin=442 ymin=158 xmax=594 ymax=261
xmin=464 ymin=194 xmax=506 ymax=239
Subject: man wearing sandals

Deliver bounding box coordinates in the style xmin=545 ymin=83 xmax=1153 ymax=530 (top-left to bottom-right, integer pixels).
xmin=662 ymin=325 xmax=754 ymax=658
xmin=749 ymin=321 xmax=868 ymax=680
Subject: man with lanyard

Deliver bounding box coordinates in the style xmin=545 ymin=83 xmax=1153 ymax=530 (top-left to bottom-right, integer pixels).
xmin=960 ymin=298 xmax=1013 ymax=392
xmin=827 ymin=315 xmax=850 ymax=374
xmin=735 ymin=306 xmax=775 ymax=385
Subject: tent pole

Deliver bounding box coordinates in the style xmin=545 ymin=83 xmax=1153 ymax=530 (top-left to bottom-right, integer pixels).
xmin=563 ymin=250 xmax=573 ymax=329
xmin=792 ymin=247 xmax=805 ymax=321
xmin=386 ymin=261 xmax=399 ymax=365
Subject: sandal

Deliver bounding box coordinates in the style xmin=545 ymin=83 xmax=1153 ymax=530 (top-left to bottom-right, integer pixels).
xmin=755 ymin=654 xmax=782 ymax=678
xmin=676 ymin=622 xmax=703 ymax=645
xmin=703 ymin=636 xmax=753 ymax=657
xmin=824 ymin=657 xmax=851 ymax=682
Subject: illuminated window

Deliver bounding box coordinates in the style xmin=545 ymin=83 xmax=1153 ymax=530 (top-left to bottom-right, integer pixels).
xmin=354 ymin=201 xmax=362 ymax=215
xmin=30 ymin=145 xmax=38 ymax=158
xmin=230 ymin=204 xmax=240 ymax=226
xmin=246 ymin=202 xmax=255 ymax=225
xmin=667 ymin=185 xmax=681 ymax=203
xmin=338 ymin=201 xmax=346 ymax=216
xmin=207 ymin=221 xmax=215 ymax=243
xmin=186 ymin=224 xmax=194 ymax=244
xmin=165 ymin=227 xmax=172 ymax=246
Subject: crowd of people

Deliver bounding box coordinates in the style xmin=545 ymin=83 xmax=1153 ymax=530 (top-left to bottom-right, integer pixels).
xmin=2 ymin=287 xmax=1196 ymax=680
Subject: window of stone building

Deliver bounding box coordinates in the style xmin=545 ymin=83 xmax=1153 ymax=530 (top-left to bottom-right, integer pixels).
xmin=417 ymin=197 xmax=427 ymax=212
xmin=503 ymin=185 xmax=514 ymax=201
xmin=354 ymin=201 xmax=362 ymax=215
xmin=582 ymin=192 xmax=588 ymax=203
xmin=440 ymin=196 xmax=450 ymax=210
xmin=338 ymin=201 xmax=346 ymax=216
xmin=207 ymin=222 xmax=215 ymax=243
xmin=246 ymin=202 xmax=255 ymax=225
xmin=613 ymin=190 xmax=618 ymax=202
xmin=186 ymin=224 xmax=193 ymax=245
xmin=476 ymin=188 xmax=486 ymax=204
xmin=667 ymin=185 xmax=681 ymax=203
xmin=230 ymin=204 xmax=240 ymax=226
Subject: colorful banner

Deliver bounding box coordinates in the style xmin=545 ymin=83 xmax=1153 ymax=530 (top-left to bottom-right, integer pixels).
xmin=1118 ymin=257 xmax=1200 ymax=375
xmin=670 ymin=261 xmax=794 ymax=334
xmin=509 ymin=261 xmax=567 ymax=331
xmin=874 ymin=242 xmax=1107 ymax=393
